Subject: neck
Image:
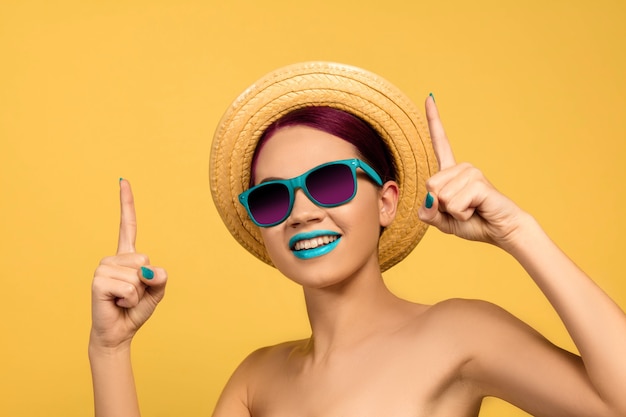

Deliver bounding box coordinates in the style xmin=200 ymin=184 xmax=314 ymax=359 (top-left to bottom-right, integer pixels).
xmin=301 ymin=260 xmax=410 ymax=359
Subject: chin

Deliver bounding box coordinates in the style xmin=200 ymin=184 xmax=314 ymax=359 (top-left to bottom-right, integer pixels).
xmin=282 ymin=257 xmax=375 ymax=290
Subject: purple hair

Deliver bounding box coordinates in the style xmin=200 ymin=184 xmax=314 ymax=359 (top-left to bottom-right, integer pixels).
xmin=250 ymin=106 xmax=397 ymax=186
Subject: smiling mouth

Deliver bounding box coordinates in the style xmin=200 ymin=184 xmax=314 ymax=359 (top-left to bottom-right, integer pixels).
xmin=292 ymin=235 xmax=340 ymax=251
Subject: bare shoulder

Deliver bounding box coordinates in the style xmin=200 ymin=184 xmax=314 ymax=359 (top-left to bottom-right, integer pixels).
xmin=415 ymin=297 xmax=560 ymax=376
xmin=423 ymin=297 xmax=539 ymax=332
xmin=426 ymin=297 xmax=511 ymax=317
xmin=419 ymin=298 xmax=522 ymax=333
xmin=240 ymin=339 xmax=309 ymax=370
xmin=422 ymin=298 xmax=551 ymax=357
xmin=225 ymin=338 xmax=310 ymax=388
xmin=212 ymin=339 xmax=308 ymax=417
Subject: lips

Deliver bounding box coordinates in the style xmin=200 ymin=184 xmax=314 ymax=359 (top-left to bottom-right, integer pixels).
xmin=289 ymin=230 xmax=341 ymax=260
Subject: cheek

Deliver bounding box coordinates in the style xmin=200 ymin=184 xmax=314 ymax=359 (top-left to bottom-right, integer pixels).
xmin=259 ymin=227 xmax=304 ymax=280
xmin=353 ymin=185 xmax=384 ymax=221
xmin=260 ymin=228 xmax=281 ymax=255
xmin=259 ymin=227 xmax=293 ymax=271
xmin=335 ymin=193 xmax=383 ymax=240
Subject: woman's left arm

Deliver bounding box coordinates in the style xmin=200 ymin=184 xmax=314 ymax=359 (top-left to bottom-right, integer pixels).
xmin=418 ymin=96 xmax=626 ymax=415
xmin=503 ymin=209 xmax=626 ymax=413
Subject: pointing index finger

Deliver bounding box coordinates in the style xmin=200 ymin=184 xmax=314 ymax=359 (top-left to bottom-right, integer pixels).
xmin=425 ymin=94 xmax=456 ymax=171
xmin=117 ymin=179 xmax=137 ymax=254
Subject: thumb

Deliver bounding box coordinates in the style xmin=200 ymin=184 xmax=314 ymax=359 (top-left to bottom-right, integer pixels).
xmin=137 ymin=266 xmax=167 ymax=302
xmin=418 ymin=192 xmax=450 ymax=233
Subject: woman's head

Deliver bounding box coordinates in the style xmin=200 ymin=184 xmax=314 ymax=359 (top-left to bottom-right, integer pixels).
xmin=250 ymin=123 xmax=399 ymax=284
xmin=209 ymin=62 xmax=437 ymax=271
xmin=250 ymin=106 xmax=397 ymax=187
xmin=245 ymin=109 xmax=401 ymax=280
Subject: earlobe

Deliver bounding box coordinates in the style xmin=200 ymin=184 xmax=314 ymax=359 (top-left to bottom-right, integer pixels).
xmin=379 ymin=181 xmax=399 ymax=227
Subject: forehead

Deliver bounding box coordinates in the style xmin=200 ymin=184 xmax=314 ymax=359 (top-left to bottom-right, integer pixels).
xmin=253 ymin=125 xmax=359 ymax=180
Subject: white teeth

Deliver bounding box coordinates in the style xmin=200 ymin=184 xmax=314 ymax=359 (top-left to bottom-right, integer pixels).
xmin=294 ymin=235 xmax=338 ymax=251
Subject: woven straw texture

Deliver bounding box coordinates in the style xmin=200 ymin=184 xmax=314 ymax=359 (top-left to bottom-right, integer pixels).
xmin=210 ymin=62 xmax=437 ymax=272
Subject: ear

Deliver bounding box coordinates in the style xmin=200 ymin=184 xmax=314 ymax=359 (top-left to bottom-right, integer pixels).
xmin=378 ymin=180 xmax=399 ymax=227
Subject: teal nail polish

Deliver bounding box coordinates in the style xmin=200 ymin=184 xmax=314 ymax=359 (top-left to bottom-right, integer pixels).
xmin=425 ymin=192 xmax=434 ymax=209
xmin=119 ymin=177 xmax=124 ymax=182
xmin=141 ymin=266 xmax=154 ymax=280
xmin=429 ymin=92 xmax=436 ymax=103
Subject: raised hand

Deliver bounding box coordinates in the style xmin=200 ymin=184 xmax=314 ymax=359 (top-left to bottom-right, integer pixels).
xmin=90 ymin=179 xmax=167 ymax=350
xmin=418 ymin=96 xmax=528 ymax=248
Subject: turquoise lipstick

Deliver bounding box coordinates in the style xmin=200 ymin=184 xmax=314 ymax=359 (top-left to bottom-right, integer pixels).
xmin=289 ymin=230 xmax=341 ymax=260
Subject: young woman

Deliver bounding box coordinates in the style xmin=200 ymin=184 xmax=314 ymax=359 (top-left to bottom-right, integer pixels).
xmin=89 ymin=62 xmax=626 ymax=417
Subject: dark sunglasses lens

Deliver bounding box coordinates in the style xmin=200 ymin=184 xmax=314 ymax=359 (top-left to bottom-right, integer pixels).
xmin=248 ymin=183 xmax=290 ymax=225
xmin=306 ymin=164 xmax=355 ymax=205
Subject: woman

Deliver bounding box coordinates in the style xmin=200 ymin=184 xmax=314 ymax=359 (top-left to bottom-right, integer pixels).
xmin=89 ymin=62 xmax=626 ymax=416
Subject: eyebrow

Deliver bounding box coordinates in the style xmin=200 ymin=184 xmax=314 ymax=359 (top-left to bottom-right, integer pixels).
xmin=257 ymin=176 xmax=285 ymax=184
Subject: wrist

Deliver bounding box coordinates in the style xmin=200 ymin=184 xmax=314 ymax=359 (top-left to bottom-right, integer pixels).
xmin=89 ymin=331 xmax=133 ymax=358
xmin=496 ymin=212 xmax=544 ymax=255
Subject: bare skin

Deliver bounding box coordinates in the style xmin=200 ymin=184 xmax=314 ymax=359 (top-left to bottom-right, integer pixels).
xmin=89 ymin=97 xmax=626 ymax=417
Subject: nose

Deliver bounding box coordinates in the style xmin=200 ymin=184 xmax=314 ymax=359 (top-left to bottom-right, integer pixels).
xmin=285 ymin=188 xmax=325 ymax=227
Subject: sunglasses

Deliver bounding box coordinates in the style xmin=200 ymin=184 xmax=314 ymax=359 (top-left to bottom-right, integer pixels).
xmin=239 ymin=158 xmax=383 ymax=227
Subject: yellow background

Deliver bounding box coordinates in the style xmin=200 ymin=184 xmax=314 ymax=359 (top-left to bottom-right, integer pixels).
xmin=1 ymin=1 xmax=625 ymax=415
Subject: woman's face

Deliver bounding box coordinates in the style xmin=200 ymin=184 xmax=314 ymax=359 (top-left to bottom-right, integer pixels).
xmin=253 ymin=125 xmax=397 ymax=288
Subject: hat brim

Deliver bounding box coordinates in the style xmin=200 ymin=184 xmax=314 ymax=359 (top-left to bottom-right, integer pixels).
xmin=210 ymin=61 xmax=437 ymax=272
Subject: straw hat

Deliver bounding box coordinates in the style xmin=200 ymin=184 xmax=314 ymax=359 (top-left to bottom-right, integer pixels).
xmin=210 ymin=61 xmax=437 ymax=272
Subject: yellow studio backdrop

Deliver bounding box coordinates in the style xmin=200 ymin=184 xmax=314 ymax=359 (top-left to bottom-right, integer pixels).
xmin=1 ymin=0 xmax=624 ymax=415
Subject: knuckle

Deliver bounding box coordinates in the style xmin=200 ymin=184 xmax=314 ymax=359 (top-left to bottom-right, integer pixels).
xmin=425 ymin=177 xmax=434 ymax=190
xmin=457 ymin=211 xmax=473 ymax=221
xmin=445 ymin=202 xmax=461 ymax=217
xmin=437 ymin=189 xmax=452 ymax=205
xmin=93 ymin=264 xmax=110 ymax=280
xmin=117 ymin=252 xmax=150 ymax=267
xmin=125 ymin=252 xmax=150 ymax=267
xmin=469 ymin=167 xmax=484 ymax=179
xmin=99 ymin=256 xmax=116 ymax=266
xmin=91 ymin=275 xmax=107 ymax=293
xmin=136 ymin=253 xmax=150 ymax=265
xmin=120 ymin=283 xmax=137 ymax=299
xmin=463 ymin=163 xmax=485 ymax=180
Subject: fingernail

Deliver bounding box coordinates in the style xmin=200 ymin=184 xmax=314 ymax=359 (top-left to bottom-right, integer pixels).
xmin=141 ymin=266 xmax=154 ymax=280
xmin=429 ymin=92 xmax=436 ymax=103
xmin=119 ymin=177 xmax=124 ymax=182
xmin=425 ymin=192 xmax=434 ymax=209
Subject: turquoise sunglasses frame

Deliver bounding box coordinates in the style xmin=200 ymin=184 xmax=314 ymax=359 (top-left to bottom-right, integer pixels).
xmin=239 ymin=158 xmax=384 ymax=227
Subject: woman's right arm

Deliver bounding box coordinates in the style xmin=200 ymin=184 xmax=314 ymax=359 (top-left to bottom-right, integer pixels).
xmin=89 ymin=179 xmax=167 ymax=417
